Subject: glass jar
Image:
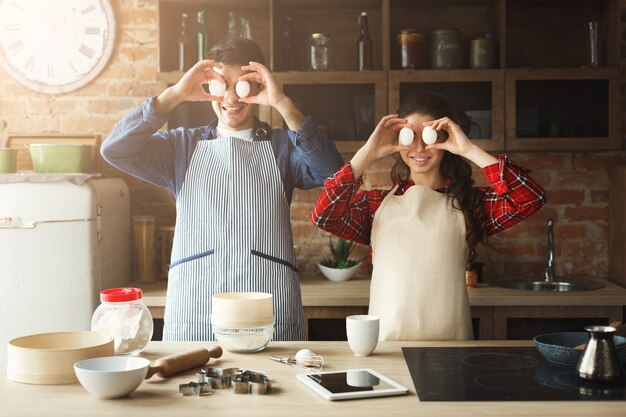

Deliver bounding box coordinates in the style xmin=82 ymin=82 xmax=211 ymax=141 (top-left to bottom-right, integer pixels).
xmin=430 ymin=28 xmax=463 ymax=69
xmin=310 ymin=33 xmax=330 ymax=71
xmin=91 ymin=287 xmax=153 ymax=355
xmin=132 ymin=215 xmax=156 ymax=283
xmin=396 ymin=29 xmax=423 ymax=69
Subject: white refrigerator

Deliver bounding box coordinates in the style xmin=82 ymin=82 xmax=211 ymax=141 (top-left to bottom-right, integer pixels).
xmin=0 ymin=178 xmax=132 ymax=371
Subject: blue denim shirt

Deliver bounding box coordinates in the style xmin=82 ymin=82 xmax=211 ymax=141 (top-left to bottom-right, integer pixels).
xmin=101 ymin=97 xmax=343 ymax=203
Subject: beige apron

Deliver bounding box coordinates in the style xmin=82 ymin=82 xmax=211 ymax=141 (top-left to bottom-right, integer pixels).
xmin=369 ymin=184 xmax=473 ymax=341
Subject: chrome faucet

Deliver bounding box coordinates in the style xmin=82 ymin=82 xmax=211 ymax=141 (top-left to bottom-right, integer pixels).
xmin=544 ymin=219 xmax=555 ymax=282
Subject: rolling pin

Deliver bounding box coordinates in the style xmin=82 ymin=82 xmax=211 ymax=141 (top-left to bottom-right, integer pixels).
xmin=145 ymin=346 xmax=223 ymax=379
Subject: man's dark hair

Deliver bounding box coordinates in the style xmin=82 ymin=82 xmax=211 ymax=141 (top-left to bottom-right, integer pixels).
xmin=207 ymin=38 xmax=265 ymax=66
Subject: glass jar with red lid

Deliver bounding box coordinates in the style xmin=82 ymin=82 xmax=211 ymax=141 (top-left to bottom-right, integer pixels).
xmin=91 ymin=287 xmax=153 ymax=355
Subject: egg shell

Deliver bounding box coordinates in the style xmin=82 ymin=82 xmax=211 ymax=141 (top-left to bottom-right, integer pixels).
xmin=209 ymin=80 xmax=226 ymax=97
xmin=235 ymin=80 xmax=250 ymax=98
xmin=422 ymin=126 xmax=438 ymax=145
xmin=295 ymin=349 xmax=315 ymax=360
xmin=398 ymin=127 xmax=414 ymax=146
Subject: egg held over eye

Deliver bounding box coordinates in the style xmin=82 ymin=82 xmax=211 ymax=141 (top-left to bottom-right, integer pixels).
xmin=422 ymin=126 xmax=438 ymax=145
xmin=208 ymin=79 xmax=226 ymax=97
xmin=235 ymin=80 xmax=250 ymax=98
xmin=398 ymin=127 xmax=414 ymax=146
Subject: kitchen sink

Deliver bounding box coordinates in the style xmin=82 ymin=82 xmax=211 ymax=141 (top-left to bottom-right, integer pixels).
xmin=489 ymin=278 xmax=605 ymax=292
xmin=487 ymin=219 xmax=605 ymax=292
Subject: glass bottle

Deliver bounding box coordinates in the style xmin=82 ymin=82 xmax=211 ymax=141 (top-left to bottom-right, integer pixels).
xmin=240 ymin=16 xmax=252 ymax=40
xmin=197 ymin=9 xmax=211 ymax=61
xmin=310 ymin=33 xmax=330 ymax=71
xmin=357 ymin=12 xmax=373 ymax=71
xmin=178 ymin=12 xmax=192 ymax=71
xmin=282 ymin=16 xmax=296 ymax=71
xmin=227 ymin=11 xmax=239 ymax=39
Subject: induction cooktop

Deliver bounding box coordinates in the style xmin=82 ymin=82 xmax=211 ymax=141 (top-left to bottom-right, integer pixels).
xmin=402 ymin=346 xmax=626 ymax=401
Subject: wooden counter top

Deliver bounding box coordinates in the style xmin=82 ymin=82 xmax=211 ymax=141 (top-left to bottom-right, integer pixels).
xmin=137 ymin=276 xmax=626 ymax=309
xmin=1 ymin=340 xmax=624 ymax=417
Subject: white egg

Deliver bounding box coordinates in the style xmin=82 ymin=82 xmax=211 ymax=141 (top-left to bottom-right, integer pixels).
xmin=235 ymin=80 xmax=251 ymax=98
xmin=295 ymin=349 xmax=315 ymax=360
xmin=398 ymin=127 xmax=414 ymax=146
xmin=209 ymin=80 xmax=226 ymax=97
xmin=422 ymin=126 xmax=438 ymax=145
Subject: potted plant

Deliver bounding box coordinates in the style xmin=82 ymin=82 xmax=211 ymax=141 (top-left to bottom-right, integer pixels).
xmin=317 ymin=237 xmax=361 ymax=282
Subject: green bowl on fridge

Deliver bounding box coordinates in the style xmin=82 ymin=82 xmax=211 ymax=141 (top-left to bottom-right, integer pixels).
xmin=28 ymin=144 xmax=93 ymax=173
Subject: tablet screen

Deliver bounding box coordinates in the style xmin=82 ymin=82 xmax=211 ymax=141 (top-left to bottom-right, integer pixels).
xmin=297 ymin=369 xmax=408 ymax=400
xmin=305 ymin=370 xmax=394 ymax=393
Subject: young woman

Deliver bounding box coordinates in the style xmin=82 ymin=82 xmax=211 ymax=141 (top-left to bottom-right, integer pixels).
xmin=311 ymin=92 xmax=546 ymax=341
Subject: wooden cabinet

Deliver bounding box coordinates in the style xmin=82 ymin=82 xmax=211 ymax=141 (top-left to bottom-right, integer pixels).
xmin=388 ymin=69 xmax=505 ymax=151
xmin=157 ymin=0 xmax=621 ymax=151
xmin=504 ymin=68 xmax=621 ymax=151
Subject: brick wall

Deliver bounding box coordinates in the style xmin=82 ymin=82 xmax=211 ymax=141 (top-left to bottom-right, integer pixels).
xmin=0 ymin=0 xmax=624 ymax=281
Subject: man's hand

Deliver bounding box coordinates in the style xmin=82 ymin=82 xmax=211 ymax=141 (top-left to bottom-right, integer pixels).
xmin=154 ymin=59 xmax=224 ymax=116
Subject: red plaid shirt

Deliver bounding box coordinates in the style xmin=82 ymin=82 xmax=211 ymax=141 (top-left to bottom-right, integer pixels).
xmin=310 ymin=155 xmax=546 ymax=245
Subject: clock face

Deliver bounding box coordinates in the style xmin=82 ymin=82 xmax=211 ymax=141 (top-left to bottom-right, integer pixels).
xmin=0 ymin=0 xmax=116 ymax=94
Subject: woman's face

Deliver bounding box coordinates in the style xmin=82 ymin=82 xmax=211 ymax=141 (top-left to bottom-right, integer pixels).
xmin=399 ymin=112 xmax=445 ymax=182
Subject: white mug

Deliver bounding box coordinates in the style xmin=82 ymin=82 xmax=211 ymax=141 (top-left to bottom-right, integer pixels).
xmin=346 ymin=315 xmax=379 ymax=356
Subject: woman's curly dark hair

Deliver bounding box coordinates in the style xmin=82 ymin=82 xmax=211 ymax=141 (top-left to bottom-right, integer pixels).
xmin=390 ymin=91 xmax=487 ymax=262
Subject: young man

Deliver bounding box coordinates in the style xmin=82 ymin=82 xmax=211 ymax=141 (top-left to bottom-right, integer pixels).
xmin=101 ymin=38 xmax=343 ymax=341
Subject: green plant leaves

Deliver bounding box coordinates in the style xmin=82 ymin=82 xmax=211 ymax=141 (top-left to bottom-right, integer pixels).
xmin=321 ymin=237 xmax=359 ymax=269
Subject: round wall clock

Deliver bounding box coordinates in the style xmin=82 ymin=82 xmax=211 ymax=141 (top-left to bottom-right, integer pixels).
xmin=0 ymin=0 xmax=116 ymax=94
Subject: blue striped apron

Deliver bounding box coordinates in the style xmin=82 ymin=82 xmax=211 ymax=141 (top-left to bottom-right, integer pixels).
xmin=162 ymin=133 xmax=306 ymax=341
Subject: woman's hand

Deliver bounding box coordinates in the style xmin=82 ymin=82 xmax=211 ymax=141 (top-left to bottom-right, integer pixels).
xmin=363 ymin=114 xmax=412 ymax=160
xmin=425 ymin=117 xmax=497 ymax=168
xmin=172 ymin=59 xmax=225 ymax=102
xmin=237 ymin=61 xmax=285 ymax=108
xmin=423 ymin=117 xmax=473 ymax=156
xmin=350 ymin=114 xmax=412 ymax=178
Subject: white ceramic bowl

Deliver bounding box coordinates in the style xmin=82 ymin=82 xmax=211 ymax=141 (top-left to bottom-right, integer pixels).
xmin=74 ymin=356 xmax=150 ymax=399
xmin=318 ymin=262 xmax=361 ymax=282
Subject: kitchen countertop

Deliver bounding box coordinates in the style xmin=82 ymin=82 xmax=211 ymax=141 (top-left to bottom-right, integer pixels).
xmin=1 ymin=340 xmax=624 ymax=417
xmin=136 ymin=275 xmax=626 ymax=308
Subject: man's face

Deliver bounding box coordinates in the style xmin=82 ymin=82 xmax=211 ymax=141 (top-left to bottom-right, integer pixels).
xmin=211 ymin=63 xmax=259 ymax=130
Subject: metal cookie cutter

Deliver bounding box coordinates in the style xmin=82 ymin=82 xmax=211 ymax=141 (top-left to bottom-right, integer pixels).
xmin=199 ymin=367 xmax=240 ymax=389
xmin=179 ymin=382 xmax=212 ymax=397
xmin=232 ymin=370 xmax=272 ymax=395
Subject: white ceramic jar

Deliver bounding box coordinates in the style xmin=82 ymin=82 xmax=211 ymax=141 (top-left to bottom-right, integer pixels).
xmin=91 ymin=287 xmax=153 ymax=355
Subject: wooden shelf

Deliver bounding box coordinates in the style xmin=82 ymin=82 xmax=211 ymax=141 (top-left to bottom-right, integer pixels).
xmin=274 ymin=70 xmax=386 ymax=85
xmin=156 ymin=0 xmax=621 ymax=153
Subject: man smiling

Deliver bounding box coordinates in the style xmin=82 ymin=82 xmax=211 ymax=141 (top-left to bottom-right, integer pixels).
xmin=101 ymin=38 xmax=342 ymax=342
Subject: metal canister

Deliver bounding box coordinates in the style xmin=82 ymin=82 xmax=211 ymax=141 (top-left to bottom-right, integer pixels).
xmin=396 ymin=29 xmax=424 ymax=69
xmin=309 ymin=33 xmax=330 ymax=71
xmin=430 ymin=28 xmax=463 ymax=69
xmin=470 ymin=37 xmax=495 ymax=69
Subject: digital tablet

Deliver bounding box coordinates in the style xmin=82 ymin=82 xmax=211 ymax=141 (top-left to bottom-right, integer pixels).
xmin=296 ymin=368 xmax=409 ymax=401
